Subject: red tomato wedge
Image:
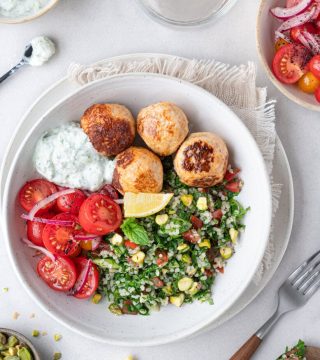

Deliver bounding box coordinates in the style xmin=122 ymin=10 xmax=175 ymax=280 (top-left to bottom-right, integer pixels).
xmin=73 ymin=257 xmax=99 ymax=299
xmin=315 ymin=87 xmax=320 ymax=102
xmin=272 ymin=44 xmax=310 ymax=84
xmin=56 ymin=189 xmax=86 ymax=215
xmin=37 ymin=256 xmax=77 ymax=291
xmin=18 ymin=179 xmax=57 ymax=213
xmin=212 ymin=209 xmax=223 ymax=221
xmin=224 ymin=168 xmax=240 ymax=182
xmin=309 ymin=55 xmax=320 ymax=79
xmin=155 ymin=250 xmax=168 ymax=266
xmin=79 ymin=194 xmax=122 ymax=235
xmin=27 ymin=213 xmax=54 ymax=246
xmin=225 ymin=180 xmax=242 ymax=193
xmin=42 ymin=213 xmax=81 ymax=257
xmin=290 ymin=23 xmax=318 ymax=45
xmin=124 ymin=240 xmax=138 ymax=249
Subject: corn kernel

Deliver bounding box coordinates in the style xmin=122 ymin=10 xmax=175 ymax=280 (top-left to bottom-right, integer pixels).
xmin=170 ymin=293 xmax=185 ymax=307
xmin=199 ymin=239 xmax=211 ymax=248
xmin=181 ymin=194 xmax=193 ymax=207
xmin=186 ymin=282 xmax=200 ymax=295
xmin=229 ymin=228 xmax=239 ymax=244
xmin=181 ymin=254 xmax=192 ymax=264
xmin=32 ymin=330 xmax=40 ymax=337
xmin=155 ymin=214 xmax=169 ymax=225
xmin=177 ymin=243 xmax=190 ymax=252
xmin=196 ymin=197 xmax=208 ymax=211
xmin=178 ymin=277 xmax=193 ymax=291
xmin=131 ymin=251 xmax=145 ymax=264
xmin=92 ymin=294 xmax=102 ymax=304
xmin=220 ymin=246 xmax=233 ymax=260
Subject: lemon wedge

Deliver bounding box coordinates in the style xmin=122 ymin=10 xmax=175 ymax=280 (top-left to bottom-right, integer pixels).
xmin=124 ymin=192 xmax=174 ymax=218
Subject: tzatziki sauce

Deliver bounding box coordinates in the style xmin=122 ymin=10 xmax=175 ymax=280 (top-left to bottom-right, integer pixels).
xmin=28 ymin=36 xmax=56 ymax=67
xmin=33 ymin=122 xmax=116 ymax=192
xmin=0 ymin=0 xmax=49 ymax=18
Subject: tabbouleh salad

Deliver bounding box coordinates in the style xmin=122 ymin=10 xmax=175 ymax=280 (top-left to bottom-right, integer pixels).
xmin=91 ymin=158 xmax=249 ymax=315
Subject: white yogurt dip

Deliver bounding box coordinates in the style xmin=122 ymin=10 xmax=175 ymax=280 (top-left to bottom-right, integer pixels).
xmin=0 ymin=0 xmax=49 ymax=18
xmin=28 ymin=36 xmax=56 ymax=67
xmin=33 ymin=122 xmax=116 ymax=191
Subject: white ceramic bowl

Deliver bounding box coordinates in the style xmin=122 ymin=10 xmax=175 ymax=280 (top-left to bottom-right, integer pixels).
xmin=1 ymin=73 xmax=272 ymax=346
xmin=0 ymin=0 xmax=59 ymax=24
xmin=256 ymin=0 xmax=320 ymax=112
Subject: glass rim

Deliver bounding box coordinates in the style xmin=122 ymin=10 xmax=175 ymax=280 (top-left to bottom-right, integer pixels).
xmin=136 ymin=0 xmax=239 ymax=27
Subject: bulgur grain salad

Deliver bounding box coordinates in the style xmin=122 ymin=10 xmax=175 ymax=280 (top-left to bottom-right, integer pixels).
xmin=91 ymin=158 xmax=249 ymax=315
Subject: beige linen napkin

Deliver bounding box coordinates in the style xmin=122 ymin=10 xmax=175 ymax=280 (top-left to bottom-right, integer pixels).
xmin=68 ymin=55 xmax=282 ymax=283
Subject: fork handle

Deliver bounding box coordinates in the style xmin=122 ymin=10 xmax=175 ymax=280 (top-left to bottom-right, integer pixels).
xmin=229 ymin=335 xmax=262 ymax=360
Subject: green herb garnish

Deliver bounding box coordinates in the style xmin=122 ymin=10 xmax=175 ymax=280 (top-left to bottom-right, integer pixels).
xmin=121 ymin=218 xmax=149 ymax=245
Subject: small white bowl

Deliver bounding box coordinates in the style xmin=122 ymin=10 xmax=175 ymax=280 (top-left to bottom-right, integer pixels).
xmin=0 ymin=0 xmax=59 ymax=24
xmin=256 ymin=0 xmax=320 ymax=112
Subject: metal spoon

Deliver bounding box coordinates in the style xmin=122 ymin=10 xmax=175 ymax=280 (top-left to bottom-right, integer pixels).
xmin=0 ymin=44 xmax=33 ymax=84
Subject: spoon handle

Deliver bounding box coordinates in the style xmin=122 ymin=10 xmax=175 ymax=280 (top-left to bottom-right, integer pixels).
xmin=0 ymin=60 xmax=26 ymax=84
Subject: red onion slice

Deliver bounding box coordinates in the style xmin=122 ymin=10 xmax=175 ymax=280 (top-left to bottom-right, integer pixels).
xmin=270 ymin=0 xmax=312 ymax=19
xmin=275 ymin=31 xmax=292 ymax=42
xmin=28 ymin=188 xmax=76 ymax=220
xmin=277 ymin=5 xmax=317 ymax=32
xmin=91 ymin=237 xmax=102 ymax=250
xmin=114 ymin=199 xmax=124 ymax=204
xmin=21 ymin=237 xmax=56 ymax=262
xmin=297 ymin=32 xmax=313 ymax=51
xmin=303 ymin=30 xmax=320 ymax=54
xmin=21 ymin=214 xmax=75 ymax=226
xmin=70 ymin=259 xmax=92 ymax=295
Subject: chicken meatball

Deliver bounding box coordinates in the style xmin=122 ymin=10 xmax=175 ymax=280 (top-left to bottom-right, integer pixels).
xmin=81 ymin=104 xmax=135 ymax=157
xmin=137 ymin=102 xmax=189 ymax=156
xmin=174 ymin=132 xmax=229 ymax=187
xmin=112 ymin=147 xmax=163 ymax=194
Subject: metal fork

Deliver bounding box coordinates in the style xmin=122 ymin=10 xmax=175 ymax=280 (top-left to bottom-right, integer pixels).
xmin=230 ymin=249 xmax=320 ymax=360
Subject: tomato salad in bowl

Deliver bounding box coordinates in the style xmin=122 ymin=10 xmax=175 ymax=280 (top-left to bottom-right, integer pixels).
xmin=270 ymin=0 xmax=320 ymax=102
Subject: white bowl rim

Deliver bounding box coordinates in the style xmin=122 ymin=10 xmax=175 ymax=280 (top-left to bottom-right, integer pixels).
xmin=256 ymin=0 xmax=320 ymax=112
xmin=0 ymin=0 xmax=59 ymax=24
xmin=1 ymin=72 xmax=272 ymax=346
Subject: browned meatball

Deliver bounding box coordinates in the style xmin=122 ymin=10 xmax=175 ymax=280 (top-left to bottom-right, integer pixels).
xmin=112 ymin=146 xmax=163 ymax=194
xmin=137 ymin=102 xmax=189 ymax=156
xmin=81 ymin=104 xmax=135 ymax=157
xmin=174 ymin=132 xmax=229 ymax=187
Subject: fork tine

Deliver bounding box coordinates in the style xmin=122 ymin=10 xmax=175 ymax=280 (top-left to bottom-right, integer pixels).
xmin=304 ymin=277 xmax=320 ymax=296
xmin=297 ymin=263 xmax=320 ymax=291
xmin=289 ymin=250 xmax=320 ymax=284
xmin=293 ymin=259 xmax=320 ymax=288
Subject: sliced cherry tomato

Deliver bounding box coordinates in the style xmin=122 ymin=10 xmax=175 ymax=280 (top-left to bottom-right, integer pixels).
xmin=124 ymin=240 xmax=138 ymax=249
xmin=27 ymin=213 xmax=54 ymax=246
xmin=274 ymin=38 xmax=289 ymax=52
xmin=98 ymin=184 xmax=119 ymax=200
xmin=290 ymin=23 xmax=318 ymax=44
xmin=42 ymin=213 xmax=81 ymax=257
xmin=224 ymin=168 xmax=240 ymax=182
xmin=216 ymin=267 xmax=225 ymax=274
xmin=272 ymin=44 xmax=310 ymax=84
xmin=309 ymin=55 xmax=320 ymax=79
xmin=212 ymin=209 xmax=223 ymax=221
xmin=190 ymin=215 xmax=203 ymax=230
xmin=225 ymin=180 xmax=242 ymax=193
xmin=37 ymin=256 xmax=77 ymax=291
xmin=156 ymin=249 xmax=168 ymax=267
xmin=79 ymin=194 xmax=122 ymax=235
xmin=298 ymin=71 xmax=320 ymax=93
xmin=18 ymin=179 xmax=57 ymax=213
xmin=152 ymin=277 xmax=164 ymax=288
xmin=73 ymin=257 xmax=99 ymax=299
xmin=56 ymin=190 xmax=86 ymax=215
xmin=182 ymin=230 xmax=201 ymax=244
xmin=315 ymin=87 xmax=320 ymax=103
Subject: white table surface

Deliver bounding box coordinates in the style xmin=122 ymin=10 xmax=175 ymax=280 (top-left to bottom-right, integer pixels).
xmin=1 ymin=1 xmax=320 ymax=359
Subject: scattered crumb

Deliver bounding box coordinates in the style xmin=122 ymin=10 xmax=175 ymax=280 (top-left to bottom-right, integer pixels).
xmin=124 ymin=356 xmax=134 ymax=360
xmin=53 ymin=352 xmax=62 ymax=360
xmin=41 ymin=331 xmax=48 ymax=336
xmin=29 ymin=313 xmax=36 ymax=319
xmin=12 ymin=311 xmax=20 ymax=320
xmin=32 ymin=330 xmax=40 ymax=337
xmin=2 ymin=287 xmax=9 ymax=293
xmin=54 ymin=334 xmax=62 ymax=342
